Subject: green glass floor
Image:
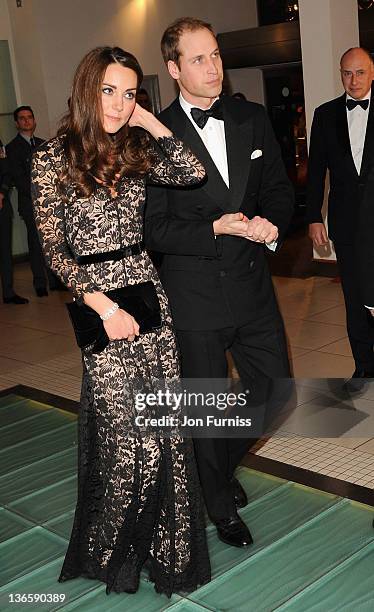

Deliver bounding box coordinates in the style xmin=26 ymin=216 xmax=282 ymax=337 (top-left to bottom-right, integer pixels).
xmin=1 ymin=392 xmax=374 ymax=611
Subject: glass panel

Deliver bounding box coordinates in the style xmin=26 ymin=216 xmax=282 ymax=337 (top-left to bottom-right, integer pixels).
xmin=0 ymin=508 xmax=34 ymax=543
xmin=0 ymin=448 xmax=77 ymax=505
xmin=0 ymin=409 xmax=76 ymax=451
xmin=0 ymin=556 xmax=103 ymax=612
xmin=277 ymin=542 xmax=374 ymax=611
xmin=9 ymin=476 xmax=77 ymax=523
xmin=0 ymin=527 xmax=66 ymax=587
xmin=0 ymin=423 xmax=77 ymax=478
xmin=191 ymin=499 xmax=374 ymax=611
xmin=44 ymin=511 xmax=75 ymax=540
xmin=58 ymin=580 xmax=181 ymax=612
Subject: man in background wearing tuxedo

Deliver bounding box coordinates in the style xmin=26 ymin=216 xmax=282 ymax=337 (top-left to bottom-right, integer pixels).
xmin=0 ymin=138 xmax=28 ymax=304
xmin=145 ymin=18 xmax=294 ymax=547
xmin=6 ymin=106 xmax=64 ymax=297
xmin=307 ymin=48 xmax=374 ymax=391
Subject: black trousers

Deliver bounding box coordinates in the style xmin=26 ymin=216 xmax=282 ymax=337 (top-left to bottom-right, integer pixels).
xmin=334 ymin=243 xmax=374 ymax=372
xmin=176 ymin=311 xmax=290 ymax=521
xmin=0 ymin=198 xmax=14 ymax=299
xmin=20 ymin=207 xmax=48 ymax=290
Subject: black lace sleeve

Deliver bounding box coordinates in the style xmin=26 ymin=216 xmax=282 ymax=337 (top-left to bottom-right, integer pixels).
xmin=147 ymin=135 xmax=205 ymax=186
xmin=31 ymin=145 xmax=100 ymax=299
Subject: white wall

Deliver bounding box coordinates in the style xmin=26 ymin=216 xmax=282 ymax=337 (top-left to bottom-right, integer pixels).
xmin=5 ymin=0 xmax=259 ymax=136
xmin=225 ymin=68 xmax=265 ymax=105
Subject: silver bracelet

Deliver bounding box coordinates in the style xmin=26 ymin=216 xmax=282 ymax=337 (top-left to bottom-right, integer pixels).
xmin=100 ymin=302 xmax=119 ymax=321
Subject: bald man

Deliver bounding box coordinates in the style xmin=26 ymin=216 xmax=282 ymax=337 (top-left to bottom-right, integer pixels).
xmin=307 ymin=47 xmax=374 ymax=391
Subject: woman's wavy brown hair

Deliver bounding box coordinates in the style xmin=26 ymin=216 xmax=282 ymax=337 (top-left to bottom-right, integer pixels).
xmin=57 ymin=46 xmax=156 ymax=199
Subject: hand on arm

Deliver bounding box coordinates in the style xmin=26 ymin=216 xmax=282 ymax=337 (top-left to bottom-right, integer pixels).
xmin=309 ymin=222 xmax=329 ymax=247
xmin=213 ymin=212 xmax=250 ymax=237
xmin=245 ymin=215 xmax=278 ymax=244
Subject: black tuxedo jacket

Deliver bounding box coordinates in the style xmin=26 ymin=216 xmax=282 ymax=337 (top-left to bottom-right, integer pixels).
xmin=306 ymin=88 xmax=374 ymax=244
xmin=145 ymin=96 xmax=294 ymax=331
xmin=6 ymin=133 xmax=44 ymax=215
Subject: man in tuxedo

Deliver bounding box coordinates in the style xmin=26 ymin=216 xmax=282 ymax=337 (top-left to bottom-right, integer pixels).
xmin=307 ymin=47 xmax=374 ymax=391
xmin=145 ymin=18 xmax=294 ymax=547
xmin=0 ymin=139 xmax=28 ymax=304
xmin=6 ymin=106 xmax=62 ymax=297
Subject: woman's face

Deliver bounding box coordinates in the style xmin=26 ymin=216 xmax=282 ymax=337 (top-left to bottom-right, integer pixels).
xmin=101 ymin=63 xmax=138 ymax=133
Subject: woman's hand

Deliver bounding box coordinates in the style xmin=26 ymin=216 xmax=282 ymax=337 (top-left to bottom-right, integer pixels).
xmin=83 ymin=291 xmax=139 ymax=342
xmin=128 ymin=103 xmax=172 ymax=139
xmin=103 ymin=308 xmax=140 ymax=342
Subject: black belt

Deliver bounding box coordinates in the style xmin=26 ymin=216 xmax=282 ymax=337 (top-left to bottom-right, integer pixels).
xmin=75 ymin=242 xmax=144 ymax=265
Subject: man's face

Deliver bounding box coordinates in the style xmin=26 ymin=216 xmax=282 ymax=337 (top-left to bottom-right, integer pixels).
xmin=15 ymin=110 xmax=36 ymax=135
xmin=340 ymin=49 xmax=374 ymax=99
xmin=167 ymin=28 xmax=223 ymax=108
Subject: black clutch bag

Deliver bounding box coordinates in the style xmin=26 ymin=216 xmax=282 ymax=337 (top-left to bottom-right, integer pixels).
xmin=66 ymin=281 xmax=162 ymax=353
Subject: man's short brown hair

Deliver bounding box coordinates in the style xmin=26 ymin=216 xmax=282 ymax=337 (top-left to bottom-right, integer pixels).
xmin=161 ymin=17 xmax=215 ymax=66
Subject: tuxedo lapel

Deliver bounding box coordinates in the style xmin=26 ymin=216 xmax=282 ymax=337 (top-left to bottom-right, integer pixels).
xmin=223 ymin=102 xmax=253 ymax=211
xmin=335 ymin=94 xmax=357 ymax=176
xmin=167 ymin=100 xmax=230 ymax=212
xmin=360 ymin=95 xmax=374 ymax=178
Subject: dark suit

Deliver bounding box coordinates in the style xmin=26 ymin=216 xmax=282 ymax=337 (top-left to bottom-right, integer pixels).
xmin=307 ymin=91 xmax=374 ymax=371
xmin=6 ymin=133 xmax=49 ymax=290
xmin=0 ymin=147 xmax=15 ymax=299
xmin=145 ymin=96 xmax=294 ymax=520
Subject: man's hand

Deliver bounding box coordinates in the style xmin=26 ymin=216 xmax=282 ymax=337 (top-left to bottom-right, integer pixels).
xmin=369 ymin=308 xmax=374 ymax=318
xmin=309 ymin=222 xmax=329 ymax=247
xmin=246 ymin=216 xmax=278 ymax=244
xmin=0 ymin=192 xmax=4 ymax=211
xmin=213 ymin=212 xmax=249 ymax=238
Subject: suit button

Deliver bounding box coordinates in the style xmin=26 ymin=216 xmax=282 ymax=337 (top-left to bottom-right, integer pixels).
xmin=220 ymin=270 xmax=226 ymax=277
xmin=249 ymin=260 xmax=255 ymax=269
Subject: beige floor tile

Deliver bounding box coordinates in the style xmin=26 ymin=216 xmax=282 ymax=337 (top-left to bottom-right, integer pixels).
xmin=288 ymin=282 xmax=345 ymax=305
xmin=355 ymin=438 xmax=374 ymax=455
xmin=291 ymin=351 xmax=354 ymax=378
xmin=0 ymin=324 xmax=50 ymax=347
xmin=317 ymin=437 xmax=373 ymax=449
xmin=318 ymin=337 xmax=352 ymax=357
xmin=284 ymin=319 xmax=347 ymax=351
xmin=288 ymin=346 xmax=310 ymax=359
xmin=307 ymin=304 xmax=347 ymax=326
xmin=0 ymin=356 xmax=30 ymax=373
xmin=63 ymin=365 xmax=83 ymax=378
xmin=278 ymin=295 xmax=341 ymax=320
xmin=0 ymin=334 xmax=77 ymax=364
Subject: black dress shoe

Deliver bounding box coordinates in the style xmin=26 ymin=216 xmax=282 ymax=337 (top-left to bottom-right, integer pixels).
xmin=231 ymin=477 xmax=248 ymax=508
xmin=3 ymin=294 xmax=29 ymax=305
xmin=214 ymin=513 xmax=253 ymax=548
xmin=342 ymin=370 xmax=374 ymax=393
xmin=35 ymin=288 xmax=48 ymax=297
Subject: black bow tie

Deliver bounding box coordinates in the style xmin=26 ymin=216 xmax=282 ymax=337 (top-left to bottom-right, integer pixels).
xmin=190 ymin=99 xmax=223 ymax=129
xmin=346 ymin=98 xmax=369 ymax=111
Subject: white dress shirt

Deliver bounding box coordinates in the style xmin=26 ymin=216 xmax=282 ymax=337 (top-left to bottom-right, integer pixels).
xmin=346 ymin=90 xmax=371 ymax=174
xmin=179 ymin=93 xmax=229 ymax=186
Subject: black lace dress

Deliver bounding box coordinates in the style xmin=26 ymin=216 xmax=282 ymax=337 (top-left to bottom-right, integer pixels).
xmin=31 ymin=135 xmax=211 ymax=596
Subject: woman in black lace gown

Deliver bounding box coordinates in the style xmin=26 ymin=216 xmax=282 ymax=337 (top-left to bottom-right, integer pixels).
xmin=31 ymin=47 xmax=210 ymax=596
